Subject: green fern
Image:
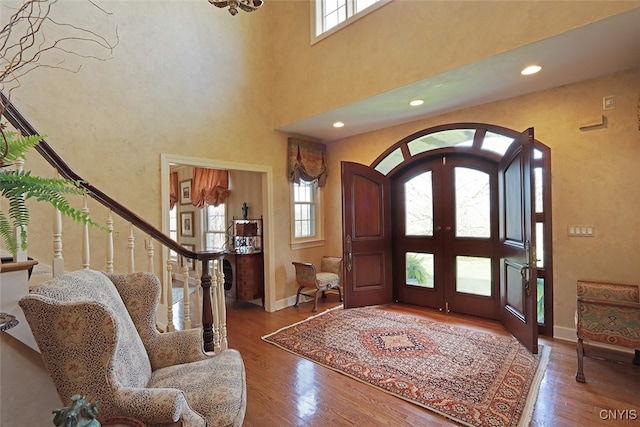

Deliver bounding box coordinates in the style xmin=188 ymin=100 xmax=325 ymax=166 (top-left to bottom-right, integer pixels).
xmin=1 ymin=130 xmax=44 ymax=164
xmin=1 ymin=127 xmax=107 ymax=253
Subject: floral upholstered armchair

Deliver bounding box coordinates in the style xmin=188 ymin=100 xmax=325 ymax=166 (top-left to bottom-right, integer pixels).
xmin=575 ymin=280 xmax=640 ymax=383
xmin=19 ymin=270 xmax=246 ymax=427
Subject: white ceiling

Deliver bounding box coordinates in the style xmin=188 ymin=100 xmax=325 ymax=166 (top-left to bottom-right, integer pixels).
xmin=277 ymin=8 xmax=640 ymax=142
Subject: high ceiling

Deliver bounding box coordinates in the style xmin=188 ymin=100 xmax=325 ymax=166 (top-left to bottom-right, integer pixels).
xmin=277 ymin=8 xmax=640 ymax=142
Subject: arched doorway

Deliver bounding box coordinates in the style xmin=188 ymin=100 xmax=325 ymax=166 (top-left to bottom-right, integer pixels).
xmin=341 ymin=123 xmax=553 ymax=343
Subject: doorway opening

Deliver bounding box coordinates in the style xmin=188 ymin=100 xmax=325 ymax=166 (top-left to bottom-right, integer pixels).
xmin=370 ymin=123 xmax=553 ymax=336
xmin=160 ymin=154 xmax=277 ymax=312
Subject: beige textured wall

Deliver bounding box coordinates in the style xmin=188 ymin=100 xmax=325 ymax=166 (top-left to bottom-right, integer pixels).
xmin=324 ymin=68 xmax=640 ymax=331
xmin=4 ymin=1 xmax=640 ymax=324
xmin=268 ymin=0 xmax=640 ymax=128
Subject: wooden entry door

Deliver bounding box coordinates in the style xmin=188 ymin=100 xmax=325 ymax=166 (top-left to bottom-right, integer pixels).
xmin=392 ymin=155 xmax=500 ymax=320
xmin=498 ymin=128 xmax=538 ymax=354
xmin=341 ymin=162 xmax=393 ymax=308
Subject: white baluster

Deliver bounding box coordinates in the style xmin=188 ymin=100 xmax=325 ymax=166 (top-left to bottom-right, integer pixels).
xmin=105 ymin=210 xmax=114 ymax=274
xmin=127 ymin=223 xmax=135 ymax=273
xmin=145 ymin=237 xmax=154 ymax=273
xmin=181 ymin=258 xmax=190 ymax=330
xmin=52 ymin=171 xmax=64 ymax=277
xmin=166 ymin=259 xmax=174 ymax=332
xmin=194 ymin=263 xmax=202 ymax=329
xmin=81 ymin=195 xmax=90 ymax=269
xmin=215 ymin=259 xmax=228 ymax=351
xmin=211 ymin=259 xmax=221 ymax=353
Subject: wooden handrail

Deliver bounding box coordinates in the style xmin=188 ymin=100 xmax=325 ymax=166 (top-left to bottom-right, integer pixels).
xmin=0 ymin=259 xmax=38 ymax=273
xmin=1 ymin=92 xmax=222 ymax=351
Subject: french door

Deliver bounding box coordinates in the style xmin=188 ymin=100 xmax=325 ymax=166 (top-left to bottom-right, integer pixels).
xmin=341 ymin=126 xmax=540 ymax=353
xmin=392 ymin=155 xmax=500 ymax=319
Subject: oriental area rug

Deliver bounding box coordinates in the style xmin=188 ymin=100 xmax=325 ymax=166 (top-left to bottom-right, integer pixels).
xmin=262 ymin=306 xmax=550 ymax=427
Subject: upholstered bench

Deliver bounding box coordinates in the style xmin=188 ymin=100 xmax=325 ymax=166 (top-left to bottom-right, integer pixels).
xmin=575 ymin=280 xmax=640 ymax=383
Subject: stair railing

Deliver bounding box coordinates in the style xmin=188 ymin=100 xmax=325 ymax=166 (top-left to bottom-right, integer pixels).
xmin=1 ymin=92 xmax=226 ymax=353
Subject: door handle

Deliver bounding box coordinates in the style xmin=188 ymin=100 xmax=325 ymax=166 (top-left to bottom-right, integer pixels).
xmin=521 ymin=240 xmax=531 ymax=295
xmin=346 ymin=235 xmax=352 ymax=272
xmin=520 ymin=263 xmax=530 ymax=295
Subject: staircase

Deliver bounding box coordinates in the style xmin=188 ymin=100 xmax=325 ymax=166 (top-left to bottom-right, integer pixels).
xmin=1 ymin=93 xmax=227 ymax=353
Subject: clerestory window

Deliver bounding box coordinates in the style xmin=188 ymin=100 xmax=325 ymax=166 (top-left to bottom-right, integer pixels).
xmin=313 ymin=0 xmax=390 ymax=41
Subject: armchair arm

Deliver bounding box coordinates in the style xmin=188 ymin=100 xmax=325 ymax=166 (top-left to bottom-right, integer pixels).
xmin=145 ymin=328 xmax=209 ymax=370
xmin=115 ymin=387 xmax=204 ymax=426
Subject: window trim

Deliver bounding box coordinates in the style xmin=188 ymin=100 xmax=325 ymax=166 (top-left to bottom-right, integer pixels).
xmin=290 ymin=179 xmax=325 ymax=250
xmin=310 ymin=0 xmax=392 ymax=45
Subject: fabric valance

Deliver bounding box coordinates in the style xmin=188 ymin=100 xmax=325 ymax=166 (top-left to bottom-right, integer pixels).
xmin=191 ymin=168 xmax=231 ymax=208
xmin=287 ymin=138 xmax=328 ymax=187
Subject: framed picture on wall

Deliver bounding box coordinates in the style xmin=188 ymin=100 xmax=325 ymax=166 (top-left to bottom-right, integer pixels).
xmin=180 ymin=179 xmax=192 ymax=205
xmin=180 ymin=212 xmax=194 ymax=237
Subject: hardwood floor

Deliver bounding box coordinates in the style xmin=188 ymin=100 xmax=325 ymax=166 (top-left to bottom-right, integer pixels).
xmin=225 ymin=296 xmax=640 ymax=427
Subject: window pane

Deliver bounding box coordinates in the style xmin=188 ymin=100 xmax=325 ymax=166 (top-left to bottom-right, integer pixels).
xmin=537 ymin=277 xmax=545 ymax=323
xmin=374 ymin=147 xmax=404 ymax=175
xmin=456 ymin=256 xmax=491 ymax=296
xmin=534 ymin=167 xmax=543 ymax=213
xmin=407 ymin=129 xmax=475 ymax=155
xmin=406 ymin=252 xmax=434 ymax=288
xmin=405 ymin=171 xmax=433 ymax=236
xmin=534 ymin=148 xmax=543 ymax=160
xmin=481 ymin=132 xmax=514 ymax=155
xmin=536 ymin=222 xmax=544 ymax=268
xmin=455 ymin=167 xmax=490 ymax=238
xmin=293 ymin=180 xmax=318 ymax=239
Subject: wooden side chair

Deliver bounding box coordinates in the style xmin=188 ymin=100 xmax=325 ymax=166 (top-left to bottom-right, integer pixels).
xmin=293 ymin=256 xmax=343 ymax=312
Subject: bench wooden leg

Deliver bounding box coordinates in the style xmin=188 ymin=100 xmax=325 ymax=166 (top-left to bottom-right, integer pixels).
xmin=633 ymin=349 xmax=640 ymax=366
xmin=576 ymin=338 xmax=586 ymax=383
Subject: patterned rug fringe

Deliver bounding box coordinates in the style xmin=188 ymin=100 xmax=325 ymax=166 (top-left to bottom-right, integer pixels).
xmin=261 ymin=304 xmax=344 ymax=340
xmin=518 ymin=345 xmax=550 ymax=427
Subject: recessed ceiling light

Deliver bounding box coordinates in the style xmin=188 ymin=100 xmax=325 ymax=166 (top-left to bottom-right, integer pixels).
xmin=521 ymin=65 xmax=542 ymax=76
xmin=409 ymin=99 xmax=424 ymax=107
xmin=333 ymin=121 xmax=345 ymax=128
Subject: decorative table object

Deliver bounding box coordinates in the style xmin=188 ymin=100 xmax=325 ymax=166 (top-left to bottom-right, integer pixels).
xmin=52 ymin=394 xmax=100 ymax=427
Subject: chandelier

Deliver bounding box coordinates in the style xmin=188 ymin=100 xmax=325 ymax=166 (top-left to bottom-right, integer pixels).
xmin=209 ymin=0 xmax=263 ymax=15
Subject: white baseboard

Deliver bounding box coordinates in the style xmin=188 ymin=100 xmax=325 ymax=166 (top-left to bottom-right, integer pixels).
xmin=554 ymin=325 xmax=634 ymax=354
xmin=274 ymin=295 xmax=305 ymax=311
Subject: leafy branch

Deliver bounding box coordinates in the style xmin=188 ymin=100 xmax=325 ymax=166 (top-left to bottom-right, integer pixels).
xmin=1 ymin=0 xmax=119 ymax=116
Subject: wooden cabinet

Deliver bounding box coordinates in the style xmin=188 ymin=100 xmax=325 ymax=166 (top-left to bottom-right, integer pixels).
xmin=235 ymin=252 xmax=264 ymax=302
xmin=225 ymin=217 xmax=264 ymax=305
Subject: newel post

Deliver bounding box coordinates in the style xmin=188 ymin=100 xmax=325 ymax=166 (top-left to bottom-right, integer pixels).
xmin=200 ymin=258 xmax=215 ymax=352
